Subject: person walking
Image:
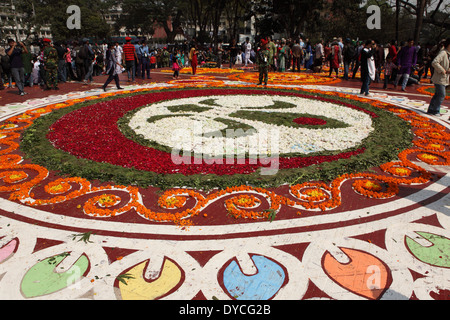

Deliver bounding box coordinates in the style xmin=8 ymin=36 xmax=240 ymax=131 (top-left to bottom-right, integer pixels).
xmin=102 ymin=43 xmax=124 ymax=91
xmin=394 ymin=39 xmax=417 ymax=91
xmin=426 ymin=38 xmax=450 ymax=117
xmin=6 ymin=38 xmax=28 ymax=95
xmin=360 ymin=40 xmax=376 ymax=96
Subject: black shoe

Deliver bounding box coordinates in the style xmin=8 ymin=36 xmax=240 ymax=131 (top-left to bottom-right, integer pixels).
xmin=102 ymin=86 xmax=107 ymax=92
xmin=117 ymin=87 xmax=124 ymax=90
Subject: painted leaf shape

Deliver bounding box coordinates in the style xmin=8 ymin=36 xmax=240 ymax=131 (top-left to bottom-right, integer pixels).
xmin=222 ymin=255 xmax=286 ymax=300
xmin=323 ymin=247 xmax=390 ymax=300
xmin=118 ymin=259 xmax=182 ymax=300
xmin=406 ymin=231 xmax=450 ymax=268
xmin=21 ymin=253 xmax=89 ymax=298
xmin=0 ymin=239 xmax=17 ymax=263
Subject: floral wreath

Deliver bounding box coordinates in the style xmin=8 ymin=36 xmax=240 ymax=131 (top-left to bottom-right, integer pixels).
xmin=0 ymin=85 xmax=448 ymax=227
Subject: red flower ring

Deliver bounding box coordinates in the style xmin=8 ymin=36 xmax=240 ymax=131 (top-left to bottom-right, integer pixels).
xmin=47 ymin=89 xmax=371 ymax=176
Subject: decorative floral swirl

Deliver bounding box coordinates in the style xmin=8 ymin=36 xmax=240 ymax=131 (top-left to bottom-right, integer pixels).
xmin=0 ymin=84 xmax=447 ymax=226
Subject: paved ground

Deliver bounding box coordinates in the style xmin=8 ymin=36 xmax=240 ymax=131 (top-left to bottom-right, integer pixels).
xmin=0 ymin=67 xmax=449 ymax=302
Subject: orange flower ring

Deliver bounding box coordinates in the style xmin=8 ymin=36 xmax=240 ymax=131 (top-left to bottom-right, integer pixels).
xmin=0 ymin=85 xmax=448 ymax=229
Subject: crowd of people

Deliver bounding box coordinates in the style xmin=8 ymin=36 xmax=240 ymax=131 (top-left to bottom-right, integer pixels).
xmin=0 ymin=34 xmax=448 ymax=115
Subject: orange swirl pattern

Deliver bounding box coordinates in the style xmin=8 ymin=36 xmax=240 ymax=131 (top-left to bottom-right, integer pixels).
xmin=416 ymin=85 xmax=449 ymax=100
xmin=227 ymin=72 xmax=342 ymax=85
xmin=0 ymin=85 xmax=448 ymax=227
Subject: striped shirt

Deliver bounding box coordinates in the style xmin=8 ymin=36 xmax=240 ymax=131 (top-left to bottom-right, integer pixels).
xmin=123 ymin=43 xmax=136 ymax=61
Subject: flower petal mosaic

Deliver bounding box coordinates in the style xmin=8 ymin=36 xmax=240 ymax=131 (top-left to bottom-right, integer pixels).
xmin=0 ymin=73 xmax=449 ymax=300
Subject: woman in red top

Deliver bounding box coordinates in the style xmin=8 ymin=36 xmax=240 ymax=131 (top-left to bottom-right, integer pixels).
xmin=329 ymin=42 xmax=342 ymax=78
xmin=191 ymin=46 xmax=198 ymax=75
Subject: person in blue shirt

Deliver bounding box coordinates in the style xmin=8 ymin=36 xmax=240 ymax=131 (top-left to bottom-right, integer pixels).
xmin=140 ymin=40 xmax=151 ymax=79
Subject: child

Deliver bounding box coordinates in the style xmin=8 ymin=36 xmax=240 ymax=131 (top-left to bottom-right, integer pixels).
xmin=383 ymin=55 xmax=396 ymax=89
xmin=172 ymin=56 xmax=180 ymax=79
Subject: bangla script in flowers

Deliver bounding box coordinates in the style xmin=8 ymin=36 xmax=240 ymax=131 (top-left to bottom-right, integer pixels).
xmin=171 ymin=125 xmax=280 ymax=175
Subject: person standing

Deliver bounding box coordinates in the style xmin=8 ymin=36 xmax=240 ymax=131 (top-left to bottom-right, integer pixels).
xmin=329 ymin=41 xmax=342 ymax=78
xmin=352 ymin=41 xmax=364 ymax=79
xmin=304 ymin=40 xmax=313 ymax=70
xmin=267 ymin=36 xmax=277 ymax=72
xmin=0 ymin=47 xmax=12 ymax=89
xmin=55 ymin=41 xmax=67 ymax=83
xmin=7 ymin=38 xmax=28 ymax=95
xmin=426 ymin=38 xmax=450 ymax=117
xmin=190 ymin=46 xmax=198 ymax=75
xmin=244 ymin=37 xmax=252 ymax=66
xmin=394 ymin=39 xmax=417 ymax=91
xmin=123 ymin=37 xmax=137 ymax=82
xmin=313 ymin=40 xmax=324 ymax=73
xmin=134 ymin=40 xmax=142 ymax=78
xmin=83 ymin=39 xmax=95 ymax=84
xmin=257 ymin=39 xmax=269 ymax=86
xmin=65 ymin=44 xmax=76 ymax=81
xmin=42 ymin=38 xmax=59 ymax=90
xmin=383 ymin=55 xmax=396 ymax=89
xmin=229 ymin=39 xmax=238 ymax=68
xmin=291 ymin=39 xmax=302 ymax=72
xmin=0 ymin=48 xmax=5 ymax=90
xmin=278 ymin=39 xmax=288 ymax=72
xmin=360 ymin=40 xmax=376 ymax=96
xmin=342 ymin=38 xmax=355 ymax=80
xmin=21 ymin=44 xmax=33 ymax=87
xmin=140 ymin=40 xmax=151 ymax=79
xmin=102 ymin=43 xmax=124 ymax=91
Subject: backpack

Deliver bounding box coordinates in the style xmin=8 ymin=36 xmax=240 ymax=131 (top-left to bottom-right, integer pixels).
xmin=78 ymin=46 xmax=87 ymax=59
xmin=344 ymin=45 xmax=355 ymax=61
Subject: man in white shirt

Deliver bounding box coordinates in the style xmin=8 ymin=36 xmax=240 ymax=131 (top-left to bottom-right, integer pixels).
xmin=244 ymin=37 xmax=252 ymax=66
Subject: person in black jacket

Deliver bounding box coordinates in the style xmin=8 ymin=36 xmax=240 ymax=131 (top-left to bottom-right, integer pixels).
xmin=360 ymin=39 xmax=376 ymax=96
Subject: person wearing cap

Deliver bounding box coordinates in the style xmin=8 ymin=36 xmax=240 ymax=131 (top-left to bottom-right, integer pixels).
xmin=7 ymin=38 xmax=28 ymax=96
xmin=123 ymin=37 xmax=138 ymax=82
xmin=426 ymin=38 xmax=450 ymax=117
xmin=257 ymin=38 xmax=269 ymax=86
xmin=42 ymin=38 xmax=59 ymax=90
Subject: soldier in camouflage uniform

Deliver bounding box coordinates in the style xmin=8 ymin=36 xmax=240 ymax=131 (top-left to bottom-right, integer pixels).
xmin=162 ymin=48 xmax=170 ymax=68
xmin=257 ymin=39 xmax=269 ymax=86
xmin=43 ymin=38 xmax=59 ymax=90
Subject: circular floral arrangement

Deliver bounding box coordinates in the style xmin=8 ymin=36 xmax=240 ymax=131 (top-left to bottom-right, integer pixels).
xmin=22 ymin=87 xmax=410 ymax=191
xmin=1 ymin=83 xmax=449 ymax=301
xmin=227 ymin=72 xmax=342 ymax=85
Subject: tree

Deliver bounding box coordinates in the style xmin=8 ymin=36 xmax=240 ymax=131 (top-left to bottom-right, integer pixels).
xmin=116 ymin=0 xmax=185 ymax=42
xmin=399 ymin=0 xmax=450 ymax=43
xmin=29 ymin=0 xmax=112 ymax=41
